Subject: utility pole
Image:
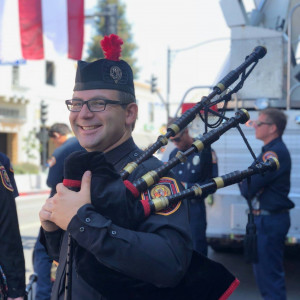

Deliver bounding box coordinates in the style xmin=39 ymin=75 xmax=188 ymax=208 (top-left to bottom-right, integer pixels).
xmin=166 ymin=38 xmax=229 ymax=117
xmin=166 ymin=47 xmax=171 ymax=120
xmin=150 ymin=74 xmax=170 ymax=121
xmin=104 ymin=4 xmax=118 ymax=35
xmin=40 ymin=100 xmax=48 ymax=171
xmin=85 ymin=4 xmax=118 ymax=36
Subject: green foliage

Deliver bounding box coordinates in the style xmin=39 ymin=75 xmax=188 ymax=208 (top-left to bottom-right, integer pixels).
xmin=22 ymin=129 xmax=40 ymax=161
xmin=86 ymin=0 xmax=140 ymax=78
xmin=13 ymin=162 xmax=39 ymax=174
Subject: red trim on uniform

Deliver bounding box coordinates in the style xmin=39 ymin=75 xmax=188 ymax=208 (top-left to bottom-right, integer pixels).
xmin=123 ymin=180 xmax=140 ymax=198
xmin=63 ymin=179 xmax=81 ymax=188
xmin=67 ymin=0 xmax=84 ymax=60
xmin=19 ymin=0 xmax=44 ymax=59
xmin=140 ymin=200 xmax=151 ymax=217
xmin=218 ymin=278 xmax=240 ymax=300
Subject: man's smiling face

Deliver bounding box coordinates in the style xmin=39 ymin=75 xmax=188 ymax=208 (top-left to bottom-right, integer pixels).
xmin=69 ymin=89 xmax=129 ymax=153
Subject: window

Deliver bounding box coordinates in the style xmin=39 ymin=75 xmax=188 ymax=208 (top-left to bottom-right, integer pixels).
xmin=12 ymin=65 xmax=19 ymax=87
xmin=46 ymin=61 xmax=55 ymax=85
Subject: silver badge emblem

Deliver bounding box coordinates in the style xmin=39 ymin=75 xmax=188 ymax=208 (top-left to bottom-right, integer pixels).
xmin=110 ymin=66 xmax=122 ymax=83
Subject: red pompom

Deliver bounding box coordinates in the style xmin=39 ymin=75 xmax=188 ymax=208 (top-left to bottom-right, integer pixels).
xmin=100 ymin=34 xmax=123 ymax=61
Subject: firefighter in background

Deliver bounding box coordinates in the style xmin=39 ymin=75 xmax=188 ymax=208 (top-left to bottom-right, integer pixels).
xmin=239 ymin=108 xmax=294 ymax=300
xmin=33 ymin=123 xmax=83 ymax=300
xmin=0 ymin=152 xmax=25 ymax=300
xmin=169 ymin=124 xmax=218 ymax=256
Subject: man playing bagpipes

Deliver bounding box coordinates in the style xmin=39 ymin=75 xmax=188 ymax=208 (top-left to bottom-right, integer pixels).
xmin=39 ymin=34 xmax=239 ymax=300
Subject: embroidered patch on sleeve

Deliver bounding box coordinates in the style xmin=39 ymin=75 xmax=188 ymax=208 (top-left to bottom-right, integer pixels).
xmin=48 ymin=156 xmax=56 ymax=168
xmin=0 ymin=165 xmax=14 ymax=192
xmin=141 ymin=177 xmax=181 ymax=215
xmin=212 ymin=150 xmax=218 ymax=164
xmin=262 ymin=151 xmax=278 ymax=162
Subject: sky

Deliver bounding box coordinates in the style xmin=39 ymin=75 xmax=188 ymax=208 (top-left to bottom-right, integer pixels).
xmin=84 ymin=0 xmax=232 ymax=107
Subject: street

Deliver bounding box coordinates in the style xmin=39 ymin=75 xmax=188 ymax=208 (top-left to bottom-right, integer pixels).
xmin=16 ymin=195 xmax=300 ymax=299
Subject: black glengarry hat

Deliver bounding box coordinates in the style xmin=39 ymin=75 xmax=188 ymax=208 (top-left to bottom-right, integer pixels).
xmin=73 ymin=34 xmax=135 ymax=97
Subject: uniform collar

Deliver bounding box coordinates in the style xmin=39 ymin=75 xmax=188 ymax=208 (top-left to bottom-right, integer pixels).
xmin=104 ymin=137 xmax=137 ymax=166
xmin=262 ymin=136 xmax=282 ymax=152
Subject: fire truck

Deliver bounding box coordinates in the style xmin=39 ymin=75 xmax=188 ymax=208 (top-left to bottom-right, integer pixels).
xmin=201 ymin=0 xmax=300 ymax=250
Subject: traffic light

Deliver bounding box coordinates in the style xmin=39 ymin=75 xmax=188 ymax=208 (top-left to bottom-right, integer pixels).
xmin=40 ymin=100 xmax=48 ymax=125
xmin=151 ymin=75 xmax=157 ymax=93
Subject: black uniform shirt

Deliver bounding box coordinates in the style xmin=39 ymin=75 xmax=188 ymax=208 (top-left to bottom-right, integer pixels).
xmin=0 ymin=153 xmax=25 ymax=298
xmin=240 ymin=137 xmax=294 ymax=211
xmin=42 ymin=138 xmax=193 ymax=299
xmin=169 ymin=147 xmax=217 ymax=189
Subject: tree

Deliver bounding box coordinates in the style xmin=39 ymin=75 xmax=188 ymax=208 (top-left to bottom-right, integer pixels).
xmin=22 ymin=129 xmax=40 ymax=162
xmin=87 ymin=0 xmax=140 ymax=78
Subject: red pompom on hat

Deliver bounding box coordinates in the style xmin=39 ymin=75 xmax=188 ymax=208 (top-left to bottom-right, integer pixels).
xmin=73 ymin=34 xmax=135 ymax=97
xmin=100 ymin=34 xmax=123 ymax=61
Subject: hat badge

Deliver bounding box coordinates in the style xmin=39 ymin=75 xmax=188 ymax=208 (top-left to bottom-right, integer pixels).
xmin=110 ymin=65 xmax=122 ymax=83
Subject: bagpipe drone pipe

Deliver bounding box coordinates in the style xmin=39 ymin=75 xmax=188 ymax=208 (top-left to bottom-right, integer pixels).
xmin=61 ymin=46 xmax=269 ymax=300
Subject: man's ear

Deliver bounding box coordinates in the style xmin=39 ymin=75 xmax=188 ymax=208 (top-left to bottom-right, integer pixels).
xmin=270 ymin=123 xmax=278 ymax=135
xmin=125 ymin=103 xmax=138 ymax=126
xmin=53 ymin=132 xmax=60 ymax=139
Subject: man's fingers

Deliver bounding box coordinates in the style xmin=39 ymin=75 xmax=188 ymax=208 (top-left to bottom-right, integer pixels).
xmin=56 ymin=182 xmax=67 ymax=193
xmin=80 ymin=171 xmax=91 ymax=196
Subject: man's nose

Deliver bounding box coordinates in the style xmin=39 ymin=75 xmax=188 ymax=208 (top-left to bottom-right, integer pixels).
xmin=79 ymin=102 xmax=93 ymax=116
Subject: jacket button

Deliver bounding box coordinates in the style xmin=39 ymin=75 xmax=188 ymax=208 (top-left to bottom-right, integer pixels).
xmin=111 ymin=230 xmax=117 ymax=235
xmin=79 ymin=227 xmax=85 ymax=232
xmin=85 ymin=217 xmax=91 ymax=223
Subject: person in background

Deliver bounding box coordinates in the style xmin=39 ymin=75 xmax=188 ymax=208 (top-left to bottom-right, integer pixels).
xmin=33 ymin=123 xmax=84 ymax=300
xmin=169 ymin=124 xmax=218 ymax=256
xmin=0 ymin=152 xmax=25 ymax=300
xmin=239 ymin=108 xmax=294 ymax=300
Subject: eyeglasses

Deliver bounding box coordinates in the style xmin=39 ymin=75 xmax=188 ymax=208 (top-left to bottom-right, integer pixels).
xmin=246 ymin=120 xmax=273 ymax=127
xmin=255 ymin=121 xmax=273 ymax=127
xmin=170 ymin=137 xmax=181 ymax=143
xmin=65 ymin=98 xmax=131 ymax=112
xmin=170 ymin=131 xmax=185 ymax=143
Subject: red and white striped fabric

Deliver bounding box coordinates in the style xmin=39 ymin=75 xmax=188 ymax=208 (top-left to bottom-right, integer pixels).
xmin=0 ymin=0 xmax=84 ymax=62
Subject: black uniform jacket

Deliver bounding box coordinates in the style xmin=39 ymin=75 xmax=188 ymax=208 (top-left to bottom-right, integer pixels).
xmin=41 ymin=138 xmax=194 ymax=299
xmin=240 ymin=137 xmax=294 ymax=211
xmin=0 ymin=153 xmax=25 ymax=298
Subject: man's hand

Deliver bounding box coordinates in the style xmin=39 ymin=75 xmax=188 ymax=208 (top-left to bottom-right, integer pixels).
xmin=47 ymin=171 xmax=92 ymax=230
xmin=39 ymin=198 xmax=60 ymax=232
xmin=8 ymin=297 xmax=24 ymax=300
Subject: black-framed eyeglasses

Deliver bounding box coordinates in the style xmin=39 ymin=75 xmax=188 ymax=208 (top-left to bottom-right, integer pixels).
xmin=170 ymin=136 xmax=182 ymax=143
xmin=255 ymin=121 xmax=273 ymax=127
xmin=65 ymin=98 xmax=131 ymax=112
xmin=170 ymin=131 xmax=185 ymax=143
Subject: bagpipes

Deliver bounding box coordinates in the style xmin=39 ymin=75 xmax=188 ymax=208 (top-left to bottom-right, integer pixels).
xmin=24 ymin=273 xmax=38 ymax=300
xmin=61 ymin=46 xmax=269 ymax=300
xmin=62 ymin=108 xmax=276 ymax=229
